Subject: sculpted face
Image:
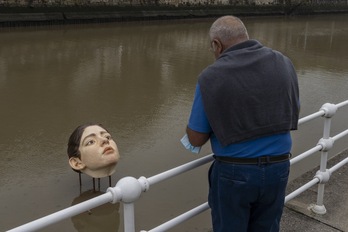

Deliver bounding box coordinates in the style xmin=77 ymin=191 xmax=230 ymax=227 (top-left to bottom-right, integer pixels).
xmin=69 ymin=125 xmax=120 ymax=178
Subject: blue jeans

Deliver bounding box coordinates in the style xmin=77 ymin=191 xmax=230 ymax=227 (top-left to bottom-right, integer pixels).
xmin=208 ymin=160 xmax=290 ymax=232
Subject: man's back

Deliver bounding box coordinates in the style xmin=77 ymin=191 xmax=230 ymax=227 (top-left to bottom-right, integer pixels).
xmin=199 ymin=39 xmax=299 ymax=146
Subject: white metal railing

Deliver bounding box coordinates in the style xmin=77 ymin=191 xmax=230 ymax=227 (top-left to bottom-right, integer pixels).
xmin=7 ymin=100 xmax=348 ymax=232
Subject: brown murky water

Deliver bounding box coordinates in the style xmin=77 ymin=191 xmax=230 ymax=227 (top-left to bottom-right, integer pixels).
xmin=1 ymin=14 xmax=348 ymax=232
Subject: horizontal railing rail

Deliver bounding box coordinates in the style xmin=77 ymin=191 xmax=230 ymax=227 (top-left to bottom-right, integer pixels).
xmin=285 ymin=155 xmax=348 ymax=203
xmin=7 ymin=100 xmax=348 ymax=232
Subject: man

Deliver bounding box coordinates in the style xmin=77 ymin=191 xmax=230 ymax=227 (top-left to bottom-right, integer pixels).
xmin=185 ymin=16 xmax=300 ymax=232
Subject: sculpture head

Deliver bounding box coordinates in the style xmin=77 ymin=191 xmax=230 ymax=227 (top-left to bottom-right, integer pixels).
xmin=67 ymin=123 xmax=120 ymax=178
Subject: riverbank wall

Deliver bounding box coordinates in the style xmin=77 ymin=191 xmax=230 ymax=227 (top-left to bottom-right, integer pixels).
xmin=1 ymin=3 xmax=348 ymax=26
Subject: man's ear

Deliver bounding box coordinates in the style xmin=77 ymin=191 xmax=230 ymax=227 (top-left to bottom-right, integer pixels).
xmin=211 ymin=40 xmax=217 ymax=52
xmin=212 ymin=39 xmax=224 ymax=56
xmin=69 ymin=157 xmax=85 ymax=171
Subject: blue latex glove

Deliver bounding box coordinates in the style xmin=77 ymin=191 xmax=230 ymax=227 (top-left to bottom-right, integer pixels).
xmin=180 ymin=134 xmax=201 ymax=154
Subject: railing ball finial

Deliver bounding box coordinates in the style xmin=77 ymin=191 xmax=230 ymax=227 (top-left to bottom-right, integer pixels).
xmin=314 ymin=169 xmax=331 ymax=184
xmin=320 ymin=103 xmax=337 ymax=118
xmin=114 ymin=176 xmax=143 ymax=203
xmin=107 ymin=176 xmax=142 ymax=203
xmin=317 ymin=137 xmax=334 ymax=152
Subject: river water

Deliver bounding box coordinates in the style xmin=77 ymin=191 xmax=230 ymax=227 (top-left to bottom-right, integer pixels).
xmin=1 ymin=14 xmax=348 ymax=232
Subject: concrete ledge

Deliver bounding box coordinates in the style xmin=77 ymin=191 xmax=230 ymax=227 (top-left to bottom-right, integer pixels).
xmin=0 ymin=9 xmax=289 ymax=25
xmin=0 ymin=6 xmax=347 ymax=26
xmin=0 ymin=12 xmax=64 ymax=22
xmin=0 ymin=9 xmax=284 ymax=25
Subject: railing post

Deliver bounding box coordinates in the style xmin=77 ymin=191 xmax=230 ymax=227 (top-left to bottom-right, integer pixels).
xmin=124 ymin=203 xmax=136 ymax=232
xmin=311 ymin=103 xmax=337 ymax=214
xmin=108 ymin=176 xmax=149 ymax=232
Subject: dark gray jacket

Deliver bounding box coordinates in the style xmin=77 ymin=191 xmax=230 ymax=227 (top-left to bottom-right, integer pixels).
xmin=199 ymin=40 xmax=299 ymax=146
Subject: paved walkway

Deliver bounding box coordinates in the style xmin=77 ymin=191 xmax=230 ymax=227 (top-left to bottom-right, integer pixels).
xmin=280 ymin=151 xmax=348 ymax=232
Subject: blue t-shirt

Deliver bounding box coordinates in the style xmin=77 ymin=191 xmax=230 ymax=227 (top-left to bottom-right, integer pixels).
xmin=188 ymin=84 xmax=292 ymax=158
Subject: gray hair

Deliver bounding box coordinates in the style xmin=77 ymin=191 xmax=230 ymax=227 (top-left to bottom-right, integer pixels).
xmin=209 ymin=16 xmax=249 ymax=45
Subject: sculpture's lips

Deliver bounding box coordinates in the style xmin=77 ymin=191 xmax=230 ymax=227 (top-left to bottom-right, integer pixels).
xmin=103 ymin=147 xmax=114 ymax=155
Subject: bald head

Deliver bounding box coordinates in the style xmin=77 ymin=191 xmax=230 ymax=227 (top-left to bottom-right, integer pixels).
xmin=209 ymin=16 xmax=249 ymax=49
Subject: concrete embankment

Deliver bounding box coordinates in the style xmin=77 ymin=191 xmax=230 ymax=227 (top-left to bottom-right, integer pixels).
xmin=0 ymin=6 xmax=283 ymax=26
xmin=0 ymin=4 xmax=348 ymax=26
